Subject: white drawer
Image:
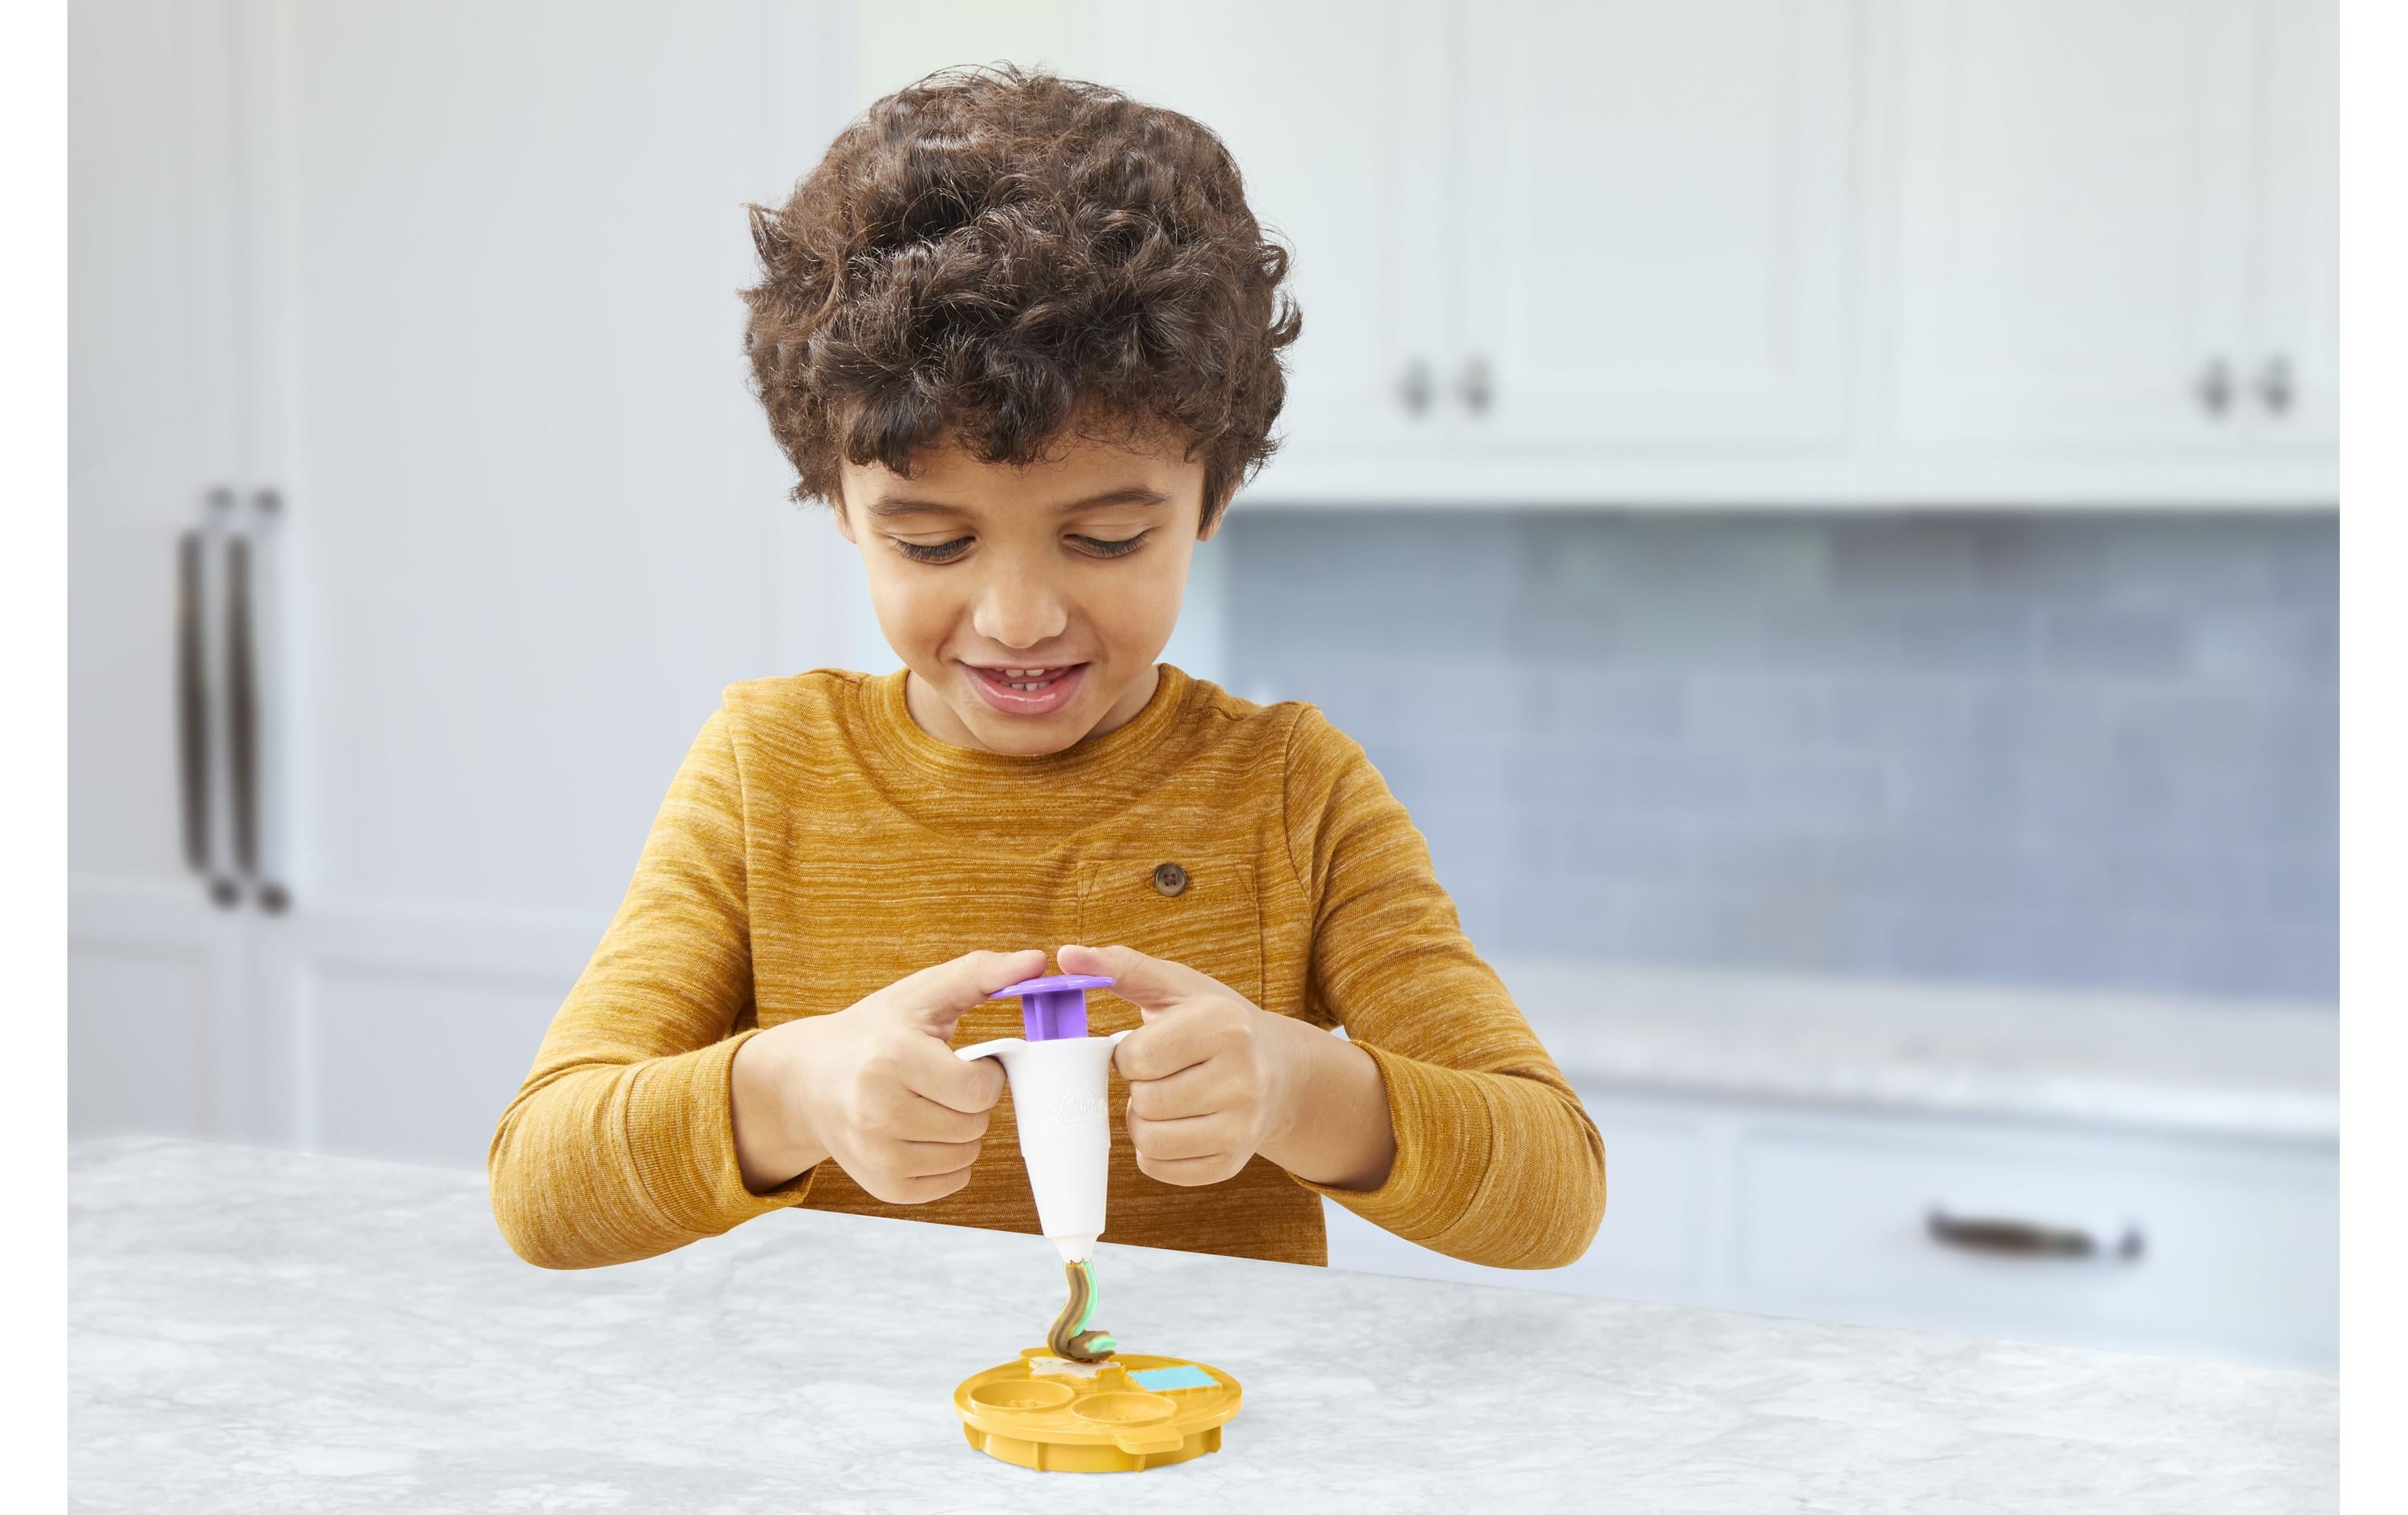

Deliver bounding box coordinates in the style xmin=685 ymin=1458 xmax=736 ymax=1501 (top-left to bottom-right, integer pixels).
xmin=1323 ymin=1089 xmax=1708 ymax=1298
xmin=1733 ymin=1119 xmax=2337 ymax=1367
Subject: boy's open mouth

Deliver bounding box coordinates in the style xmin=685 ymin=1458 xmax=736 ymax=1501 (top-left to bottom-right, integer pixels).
xmin=963 ymin=661 xmax=1088 ymax=715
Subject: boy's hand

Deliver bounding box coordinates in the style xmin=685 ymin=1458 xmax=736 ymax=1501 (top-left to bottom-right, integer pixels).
xmin=1058 ymin=942 xmax=1306 ymax=1188
xmin=731 ymin=947 xmax=1044 ymax=1203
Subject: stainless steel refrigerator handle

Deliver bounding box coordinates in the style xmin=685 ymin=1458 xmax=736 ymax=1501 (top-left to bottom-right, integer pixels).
xmin=175 ymin=530 xmax=211 ymax=875
xmin=226 ymin=531 xmax=260 ymax=891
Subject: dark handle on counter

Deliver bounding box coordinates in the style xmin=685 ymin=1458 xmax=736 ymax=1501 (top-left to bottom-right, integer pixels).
xmin=1926 ymin=1207 xmax=2144 ymax=1262
xmin=175 ymin=530 xmax=211 ymax=875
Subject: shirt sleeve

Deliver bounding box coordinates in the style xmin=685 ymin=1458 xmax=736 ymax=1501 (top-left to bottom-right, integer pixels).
xmin=487 ymin=702 xmax=816 ymax=1269
xmin=1279 ymin=705 xmax=1607 ymax=1269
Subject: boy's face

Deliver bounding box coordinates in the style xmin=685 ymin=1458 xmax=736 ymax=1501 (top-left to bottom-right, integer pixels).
xmin=833 ymin=417 xmax=1219 ymax=757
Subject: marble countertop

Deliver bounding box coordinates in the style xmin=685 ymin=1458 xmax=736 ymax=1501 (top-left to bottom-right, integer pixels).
xmin=1491 ymin=957 xmax=2340 ymax=1141
xmin=72 ymin=1138 xmax=2334 ymax=1514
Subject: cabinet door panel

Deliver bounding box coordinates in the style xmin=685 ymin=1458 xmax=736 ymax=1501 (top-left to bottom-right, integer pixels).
xmin=1892 ymin=0 xmax=2257 ymax=450
xmin=1454 ymin=0 xmax=1856 ymax=447
xmin=2245 ymin=0 xmax=2336 ymax=446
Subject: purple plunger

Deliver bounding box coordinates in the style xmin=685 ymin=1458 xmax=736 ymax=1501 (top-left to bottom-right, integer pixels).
xmin=989 ymin=973 xmax=1115 ymax=1041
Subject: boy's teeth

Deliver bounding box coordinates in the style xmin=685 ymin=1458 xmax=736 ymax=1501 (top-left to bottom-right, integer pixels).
xmin=986 ymin=664 xmax=1064 ymax=693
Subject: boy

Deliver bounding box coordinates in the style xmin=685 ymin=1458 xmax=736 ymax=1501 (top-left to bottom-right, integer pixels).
xmin=488 ymin=63 xmax=1604 ymax=1273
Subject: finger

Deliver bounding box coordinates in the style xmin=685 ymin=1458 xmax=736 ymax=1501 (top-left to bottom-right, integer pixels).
xmin=901 ymin=1044 xmax=1007 ymax=1120
xmin=885 ymin=1136 xmax=986 ymax=1180
xmin=867 ymin=1165 xmax=975 ymax=1205
xmin=1121 ymin=1054 xmax=1225 ymax=1116
xmin=1128 ymin=1110 xmax=1235 ymax=1162
xmin=1056 ymin=944 xmax=1231 ymax=1013
xmin=1111 ymin=1012 xmax=1218 ymax=1083
xmin=886 ymin=948 xmax=1049 ymax=1034
xmin=1135 ymin=1150 xmax=1243 ymax=1187
xmin=891 ymin=1074 xmax=992 ymax=1136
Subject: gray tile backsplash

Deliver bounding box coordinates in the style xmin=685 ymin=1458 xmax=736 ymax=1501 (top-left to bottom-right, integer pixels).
xmin=1222 ymin=512 xmax=2337 ymax=1003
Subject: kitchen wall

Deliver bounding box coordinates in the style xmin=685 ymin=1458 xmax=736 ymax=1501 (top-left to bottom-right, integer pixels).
xmin=1221 ymin=510 xmax=2337 ymax=1003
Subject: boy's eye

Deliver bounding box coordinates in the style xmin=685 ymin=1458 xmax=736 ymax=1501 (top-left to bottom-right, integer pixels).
xmin=891 ymin=530 xmax=1151 ymax=558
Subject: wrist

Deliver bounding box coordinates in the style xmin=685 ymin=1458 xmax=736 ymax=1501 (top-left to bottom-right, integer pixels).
xmin=1257 ymin=1013 xmax=1395 ymax=1192
xmin=1255 ymin=1007 xmax=1321 ymax=1152
xmin=730 ymin=1021 xmax=830 ymax=1192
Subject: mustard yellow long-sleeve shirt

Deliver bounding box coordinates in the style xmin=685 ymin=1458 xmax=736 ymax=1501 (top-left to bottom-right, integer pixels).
xmin=488 ymin=664 xmax=1605 ymax=1271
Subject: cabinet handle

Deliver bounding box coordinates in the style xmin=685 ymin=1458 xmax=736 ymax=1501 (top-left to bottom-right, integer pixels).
xmin=189 ymin=489 xmax=242 ymax=907
xmin=2194 ymin=358 xmax=2233 ymax=417
xmin=234 ymin=489 xmax=291 ymax=914
xmin=2255 ymin=354 xmax=2295 ymax=416
xmin=175 ymin=528 xmax=212 ymax=877
xmin=1456 ymin=354 xmax=1493 ymax=416
xmin=1926 ymin=1207 xmax=2144 ymax=1263
xmin=225 ymin=529 xmax=260 ymax=894
xmin=1398 ymin=357 xmax=1434 ymax=416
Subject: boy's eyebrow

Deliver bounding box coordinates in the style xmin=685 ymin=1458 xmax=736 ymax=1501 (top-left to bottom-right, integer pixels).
xmin=863 ymin=485 xmax=1173 ymax=519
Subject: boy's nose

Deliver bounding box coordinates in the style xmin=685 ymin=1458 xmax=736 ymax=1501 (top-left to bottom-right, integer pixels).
xmin=970 ymin=570 xmax=1069 ymax=650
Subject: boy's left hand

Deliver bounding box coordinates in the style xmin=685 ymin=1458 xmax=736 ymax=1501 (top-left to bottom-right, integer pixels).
xmin=1057 ymin=943 xmax=1304 ymax=1188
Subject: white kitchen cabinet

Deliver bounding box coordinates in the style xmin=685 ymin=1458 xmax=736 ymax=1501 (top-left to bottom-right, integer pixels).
xmin=70 ymin=0 xmax=867 ymax=1163
xmin=1071 ymin=0 xmax=1857 ymax=464
xmin=1192 ymin=0 xmax=1864 ymax=502
xmin=1324 ymin=1084 xmax=2337 ymax=1371
xmin=1889 ymin=0 xmax=2256 ymax=452
xmin=1735 ymin=1114 xmax=2337 ymax=1366
xmin=1451 ymin=0 xmax=1856 ymax=450
xmin=1888 ymin=0 xmax=2337 ymax=469
xmin=2243 ymin=0 xmax=2337 ymax=447
xmin=1226 ymin=0 xmax=2332 ymax=506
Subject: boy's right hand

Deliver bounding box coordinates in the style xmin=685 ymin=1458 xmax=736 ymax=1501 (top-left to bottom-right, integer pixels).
xmin=730 ymin=948 xmax=1044 ymax=1204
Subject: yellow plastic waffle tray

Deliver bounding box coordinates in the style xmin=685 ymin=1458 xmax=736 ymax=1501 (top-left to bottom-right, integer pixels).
xmin=952 ymin=1346 xmax=1244 ymax=1473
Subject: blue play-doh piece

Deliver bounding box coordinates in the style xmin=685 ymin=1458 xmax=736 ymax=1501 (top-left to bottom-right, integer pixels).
xmin=1130 ymin=1364 xmax=1218 ymax=1392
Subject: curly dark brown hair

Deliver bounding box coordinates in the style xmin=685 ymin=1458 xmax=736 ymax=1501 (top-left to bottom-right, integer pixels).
xmin=738 ymin=63 xmax=1301 ymax=534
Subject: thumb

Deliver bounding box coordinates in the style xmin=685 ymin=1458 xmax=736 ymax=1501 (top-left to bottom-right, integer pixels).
xmin=886 ymin=948 xmax=1048 ymax=1035
xmin=1056 ymin=943 xmax=1228 ymax=1015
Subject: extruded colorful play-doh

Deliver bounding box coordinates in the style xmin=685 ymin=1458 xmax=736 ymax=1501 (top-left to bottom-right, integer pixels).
xmin=950 ymin=972 xmax=1244 ymax=1472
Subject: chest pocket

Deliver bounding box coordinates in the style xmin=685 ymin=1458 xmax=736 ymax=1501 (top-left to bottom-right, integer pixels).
xmin=1076 ymin=854 xmax=1266 ymax=1010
